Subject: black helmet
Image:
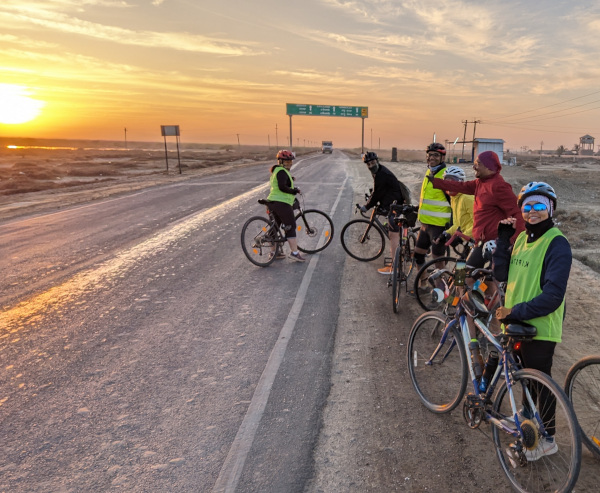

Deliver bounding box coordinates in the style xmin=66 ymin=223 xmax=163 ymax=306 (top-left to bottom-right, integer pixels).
xmin=426 ymin=143 xmax=446 ymax=155
xmin=517 ymin=181 xmax=557 ymax=209
xmin=363 ymin=151 xmax=379 ymax=163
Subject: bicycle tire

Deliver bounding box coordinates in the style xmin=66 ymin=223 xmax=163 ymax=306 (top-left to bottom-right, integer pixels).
xmin=565 ymin=355 xmax=600 ymax=459
xmin=492 ymin=368 xmax=581 ymax=493
xmin=391 ymin=245 xmax=402 ymax=313
xmin=295 ymin=209 xmax=334 ymax=254
xmin=407 ymin=311 xmax=468 ymax=413
xmin=413 ymin=256 xmax=458 ymax=312
xmin=402 ymin=232 xmax=417 ymax=281
xmin=241 ymin=216 xmax=278 ymax=267
xmin=340 ymin=219 xmax=386 ymax=262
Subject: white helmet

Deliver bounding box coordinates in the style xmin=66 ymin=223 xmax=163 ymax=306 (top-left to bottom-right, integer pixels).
xmin=483 ymin=239 xmax=497 ymax=261
xmin=443 ymin=166 xmax=466 ymax=181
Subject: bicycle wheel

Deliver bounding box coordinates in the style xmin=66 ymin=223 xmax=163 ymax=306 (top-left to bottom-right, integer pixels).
xmin=295 ymin=209 xmax=334 ymax=254
xmin=492 ymin=369 xmax=581 ymax=493
xmin=391 ymin=245 xmax=402 ymax=313
xmin=241 ymin=216 xmax=278 ymax=267
xmin=340 ymin=219 xmax=385 ymax=262
xmin=401 ymin=232 xmax=417 ymax=281
xmin=413 ymin=256 xmax=458 ymax=312
xmin=407 ymin=311 xmax=468 ymax=413
xmin=565 ymin=355 xmax=600 ymax=459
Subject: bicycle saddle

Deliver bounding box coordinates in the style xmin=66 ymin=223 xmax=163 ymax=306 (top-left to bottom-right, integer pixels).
xmin=503 ymin=322 xmax=537 ymax=338
xmin=258 ymin=199 xmax=273 ymax=205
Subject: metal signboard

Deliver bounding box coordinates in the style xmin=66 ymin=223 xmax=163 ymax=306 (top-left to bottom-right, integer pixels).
xmin=286 ymin=104 xmax=368 ymax=118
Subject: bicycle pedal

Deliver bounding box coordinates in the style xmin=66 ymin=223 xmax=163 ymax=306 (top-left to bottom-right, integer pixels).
xmin=465 ymin=393 xmax=484 ymax=408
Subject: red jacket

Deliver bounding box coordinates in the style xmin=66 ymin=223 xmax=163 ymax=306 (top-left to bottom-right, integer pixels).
xmin=431 ymin=172 xmax=525 ymax=243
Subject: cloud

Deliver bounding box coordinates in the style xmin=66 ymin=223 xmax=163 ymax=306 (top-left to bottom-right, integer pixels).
xmin=0 ymin=3 xmax=266 ymax=56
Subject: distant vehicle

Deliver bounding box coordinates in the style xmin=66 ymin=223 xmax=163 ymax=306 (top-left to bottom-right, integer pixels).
xmin=322 ymin=141 xmax=333 ymax=153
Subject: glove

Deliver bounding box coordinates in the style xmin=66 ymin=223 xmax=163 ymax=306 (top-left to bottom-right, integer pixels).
xmin=293 ymin=187 xmax=301 ymax=195
xmin=359 ymin=205 xmax=368 ymax=213
xmin=436 ymin=231 xmax=451 ymax=244
xmin=498 ymin=221 xmax=516 ymax=241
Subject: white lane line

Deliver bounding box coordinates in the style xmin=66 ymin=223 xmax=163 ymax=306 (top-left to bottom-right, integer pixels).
xmin=212 ymin=175 xmax=348 ymax=493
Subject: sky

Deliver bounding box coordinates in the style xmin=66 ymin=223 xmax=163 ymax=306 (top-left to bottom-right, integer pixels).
xmin=1 ymin=0 xmax=599 ymax=152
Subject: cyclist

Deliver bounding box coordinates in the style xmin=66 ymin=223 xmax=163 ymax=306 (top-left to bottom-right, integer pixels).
xmin=494 ymin=182 xmax=572 ymax=461
xmin=428 ymin=150 xmax=524 ymax=268
xmin=413 ymin=143 xmax=452 ymax=274
xmin=359 ymin=151 xmax=411 ymax=274
xmin=435 ymin=165 xmax=473 ymax=248
xmin=267 ymin=150 xmax=305 ymax=262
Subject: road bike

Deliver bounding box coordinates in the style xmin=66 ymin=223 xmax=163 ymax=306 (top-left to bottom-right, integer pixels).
xmin=241 ymin=195 xmax=334 ymax=267
xmin=340 ymin=203 xmax=390 ymax=262
xmin=407 ymin=268 xmax=581 ymax=493
xmin=564 ymin=355 xmax=600 ymax=459
xmin=388 ymin=204 xmax=419 ymax=313
xmin=411 ymin=230 xmax=476 ymax=313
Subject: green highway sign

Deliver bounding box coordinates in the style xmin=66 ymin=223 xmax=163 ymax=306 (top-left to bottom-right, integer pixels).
xmin=286 ymin=104 xmax=368 ymax=118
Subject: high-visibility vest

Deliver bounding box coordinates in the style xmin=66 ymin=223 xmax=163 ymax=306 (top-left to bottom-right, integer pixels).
xmin=267 ymin=166 xmax=295 ymax=205
xmin=418 ymin=168 xmax=452 ymax=226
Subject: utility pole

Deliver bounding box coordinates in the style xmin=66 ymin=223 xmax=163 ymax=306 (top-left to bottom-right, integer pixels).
xmin=236 ymin=134 xmax=240 ymax=149
xmin=471 ymin=119 xmax=481 ymax=161
xmin=124 ymin=127 xmax=127 ymax=149
xmin=275 ymin=124 xmax=279 ymax=148
xmin=540 ymin=140 xmax=544 ymax=164
xmin=461 ymin=120 xmax=468 ymax=159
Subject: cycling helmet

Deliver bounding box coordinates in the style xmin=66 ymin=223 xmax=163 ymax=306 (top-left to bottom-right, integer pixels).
xmin=443 ymin=166 xmax=466 ymax=181
xmin=363 ymin=151 xmax=379 ymax=163
xmin=517 ymin=181 xmax=557 ymax=209
xmin=482 ymin=239 xmax=496 ymax=261
xmin=426 ymin=143 xmax=446 ymax=156
xmin=276 ymin=149 xmax=295 ymax=161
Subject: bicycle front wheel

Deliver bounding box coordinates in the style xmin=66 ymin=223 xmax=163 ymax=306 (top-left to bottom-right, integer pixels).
xmin=407 ymin=311 xmax=467 ymax=413
xmin=492 ymin=369 xmax=581 ymax=493
xmin=413 ymin=256 xmax=458 ymax=312
xmin=565 ymin=355 xmax=600 ymax=459
xmin=340 ymin=219 xmax=385 ymax=262
xmin=241 ymin=216 xmax=277 ymax=267
xmin=295 ymin=209 xmax=334 ymax=254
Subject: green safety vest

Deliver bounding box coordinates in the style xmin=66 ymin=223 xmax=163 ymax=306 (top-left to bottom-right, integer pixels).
xmin=418 ymin=168 xmax=452 ymax=226
xmin=504 ymin=228 xmax=566 ymax=342
xmin=267 ymin=166 xmax=295 ymax=206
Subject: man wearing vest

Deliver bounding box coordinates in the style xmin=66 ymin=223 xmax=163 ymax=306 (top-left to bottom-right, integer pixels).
xmin=413 ymin=143 xmax=452 ymax=272
xmin=493 ymin=182 xmax=572 ymax=462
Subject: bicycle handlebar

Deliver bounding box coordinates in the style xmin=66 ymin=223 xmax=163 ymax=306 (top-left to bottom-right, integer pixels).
xmin=445 ymin=229 xmax=474 ymax=248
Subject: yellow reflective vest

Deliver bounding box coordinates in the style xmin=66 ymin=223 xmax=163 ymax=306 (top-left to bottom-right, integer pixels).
xmin=418 ymin=167 xmax=452 ymax=226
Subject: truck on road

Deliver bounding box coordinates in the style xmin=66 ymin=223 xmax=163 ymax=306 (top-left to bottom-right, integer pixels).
xmin=321 ymin=141 xmax=333 ymax=153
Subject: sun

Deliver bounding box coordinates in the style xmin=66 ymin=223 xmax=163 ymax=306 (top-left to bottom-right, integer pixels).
xmin=0 ymin=84 xmax=45 ymax=124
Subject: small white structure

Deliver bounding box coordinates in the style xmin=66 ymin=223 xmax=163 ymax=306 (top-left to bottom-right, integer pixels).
xmin=473 ymin=138 xmax=505 ymax=163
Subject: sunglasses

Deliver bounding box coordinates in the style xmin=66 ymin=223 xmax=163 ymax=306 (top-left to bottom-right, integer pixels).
xmin=522 ymin=203 xmax=548 ymax=212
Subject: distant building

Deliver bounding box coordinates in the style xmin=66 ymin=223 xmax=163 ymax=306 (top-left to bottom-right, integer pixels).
xmin=473 ymin=138 xmax=505 ymax=163
xmin=579 ymin=134 xmax=595 ymax=156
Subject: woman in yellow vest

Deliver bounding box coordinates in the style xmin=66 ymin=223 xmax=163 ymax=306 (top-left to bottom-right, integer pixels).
xmin=267 ymin=150 xmax=305 ymax=262
xmin=493 ymin=182 xmax=571 ymax=461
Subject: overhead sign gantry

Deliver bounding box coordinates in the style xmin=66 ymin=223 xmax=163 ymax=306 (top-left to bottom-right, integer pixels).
xmin=285 ymin=104 xmax=369 ymax=153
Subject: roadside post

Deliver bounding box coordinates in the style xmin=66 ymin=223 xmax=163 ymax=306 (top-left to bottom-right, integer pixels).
xmin=160 ymin=125 xmax=182 ymax=174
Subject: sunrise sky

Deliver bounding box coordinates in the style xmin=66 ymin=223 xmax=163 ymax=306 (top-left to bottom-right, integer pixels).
xmin=1 ymin=0 xmax=599 ymax=151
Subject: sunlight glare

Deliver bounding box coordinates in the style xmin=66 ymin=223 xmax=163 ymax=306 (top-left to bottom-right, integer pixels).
xmin=0 ymin=84 xmax=45 ymax=124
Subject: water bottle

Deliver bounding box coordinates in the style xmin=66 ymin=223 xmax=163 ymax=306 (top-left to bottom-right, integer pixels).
xmin=468 ymin=340 xmax=484 ymax=380
xmin=454 ymin=260 xmax=466 ymax=286
xmin=479 ymin=351 xmax=499 ymax=392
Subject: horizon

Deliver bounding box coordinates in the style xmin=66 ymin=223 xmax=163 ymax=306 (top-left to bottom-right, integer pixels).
xmin=1 ymin=1 xmax=599 ymax=152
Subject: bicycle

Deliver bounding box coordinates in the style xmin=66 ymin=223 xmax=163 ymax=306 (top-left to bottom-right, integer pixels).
xmin=340 ymin=203 xmax=390 ymax=262
xmin=564 ymin=355 xmax=600 ymax=459
xmin=407 ymin=268 xmax=581 ymax=493
xmin=241 ymin=195 xmax=334 ymax=267
xmin=411 ymin=229 xmax=476 ymax=313
xmin=388 ymin=204 xmax=419 ymax=313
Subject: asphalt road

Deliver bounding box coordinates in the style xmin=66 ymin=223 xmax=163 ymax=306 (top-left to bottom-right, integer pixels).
xmin=0 ymin=151 xmax=355 ymax=492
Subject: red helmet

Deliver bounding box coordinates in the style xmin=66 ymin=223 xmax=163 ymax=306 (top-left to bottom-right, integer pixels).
xmin=276 ymin=150 xmax=295 ymax=161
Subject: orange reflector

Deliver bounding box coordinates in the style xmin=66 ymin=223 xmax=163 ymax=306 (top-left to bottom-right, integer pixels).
xmin=325 ymin=231 xmax=330 ymax=237
xmin=514 ymin=341 xmax=521 ymax=351
xmin=479 ymin=281 xmax=488 ymax=292
xmin=451 ymin=297 xmax=460 ymax=306
xmin=593 ymin=436 xmax=600 ymax=447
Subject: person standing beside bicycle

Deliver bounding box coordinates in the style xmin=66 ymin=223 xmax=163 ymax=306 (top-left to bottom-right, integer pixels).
xmin=493 ymin=182 xmax=572 ymax=461
xmin=267 ymin=150 xmax=305 ymax=262
xmin=413 ymin=143 xmax=452 ymax=274
xmin=435 ymin=165 xmax=474 ymax=250
xmin=428 ymin=150 xmax=524 ymax=267
xmin=359 ymin=151 xmax=411 ymax=275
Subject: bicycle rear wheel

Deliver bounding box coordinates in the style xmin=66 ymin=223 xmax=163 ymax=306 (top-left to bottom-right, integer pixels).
xmin=340 ymin=219 xmax=385 ymax=262
xmin=492 ymin=369 xmax=581 ymax=493
xmin=407 ymin=311 xmax=467 ymax=413
xmin=391 ymin=245 xmax=402 ymax=313
xmin=565 ymin=355 xmax=600 ymax=459
xmin=295 ymin=209 xmax=334 ymax=254
xmin=241 ymin=216 xmax=277 ymax=267
xmin=413 ymin=256 xmax=458 ymax=313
